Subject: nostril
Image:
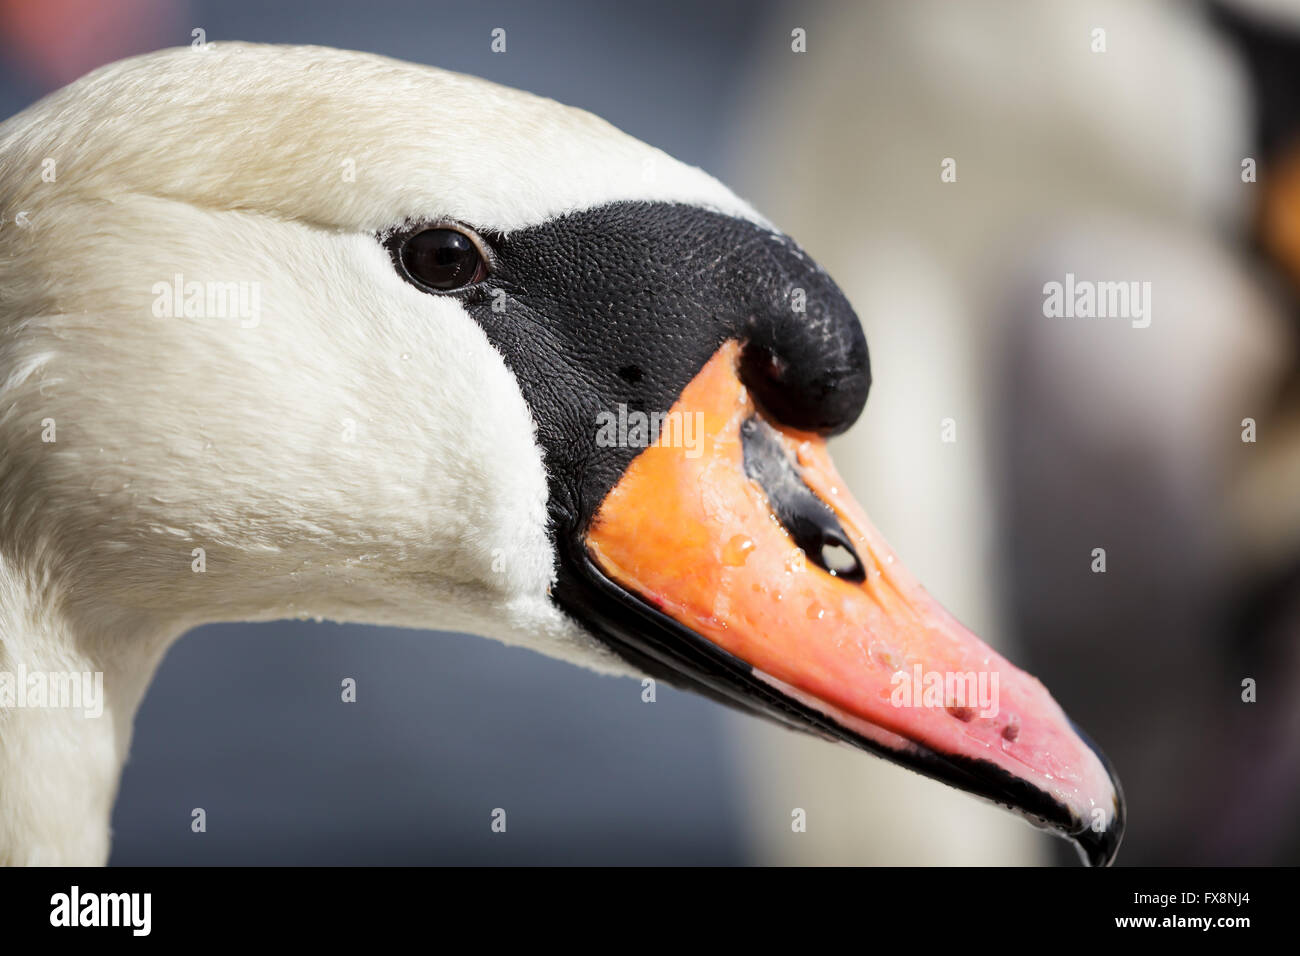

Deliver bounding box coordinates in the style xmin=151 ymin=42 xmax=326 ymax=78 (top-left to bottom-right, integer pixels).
xmin=804 ymin=525 xmax=865 ymax=583
xmin=740 ymin=416 xmax=866 ymax=584
xmin=819 ymin=541 xmax=863 ymax=580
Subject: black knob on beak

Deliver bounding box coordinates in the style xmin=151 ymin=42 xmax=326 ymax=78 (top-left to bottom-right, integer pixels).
xmin=738 ymin=238 xmax=870 ymax=436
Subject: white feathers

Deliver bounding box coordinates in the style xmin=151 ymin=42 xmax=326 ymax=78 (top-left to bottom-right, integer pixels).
xmin=0 ymin=43 xmax=758 ymax=863
xmin=0 ymin=43 xmax=760 ymax=236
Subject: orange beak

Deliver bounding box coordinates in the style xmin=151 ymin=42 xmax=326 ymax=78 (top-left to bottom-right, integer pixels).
xmin=582 ymin=342 xmax=1124 ymax=864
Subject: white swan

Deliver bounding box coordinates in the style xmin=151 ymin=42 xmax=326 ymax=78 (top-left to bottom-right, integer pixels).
xmin=0 ymin=43 xmax=1122 ymax=866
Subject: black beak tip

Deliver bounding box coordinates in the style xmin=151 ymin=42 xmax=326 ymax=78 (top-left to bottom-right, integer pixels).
xmin=1068 ymin=719 xmax=1126 ymax=867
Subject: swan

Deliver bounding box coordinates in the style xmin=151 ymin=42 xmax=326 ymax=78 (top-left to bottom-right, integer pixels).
xmin=0 ymin=43 xmax=1123 ymax=866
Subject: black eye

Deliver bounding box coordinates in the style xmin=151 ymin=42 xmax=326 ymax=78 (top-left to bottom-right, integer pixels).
xmin=396 ymin=227 xmax=488 ymax=291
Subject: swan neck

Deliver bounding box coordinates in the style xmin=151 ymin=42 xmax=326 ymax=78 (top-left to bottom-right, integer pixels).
xmin=0 ymin=557 xmax=180 ymax=864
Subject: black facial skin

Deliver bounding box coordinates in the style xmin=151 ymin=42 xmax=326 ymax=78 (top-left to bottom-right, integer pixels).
xmin=385 ymin=200 xmax=1123 ymax=865
xmin=443 ymin=201 xmax=870 ymax=536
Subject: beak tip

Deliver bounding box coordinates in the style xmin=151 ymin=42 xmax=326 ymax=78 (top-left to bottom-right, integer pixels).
xmin=1068 ymin=719 xmax=1126 ymax=867
xmin=1071 ymin=802 xmax=1125 ymax=868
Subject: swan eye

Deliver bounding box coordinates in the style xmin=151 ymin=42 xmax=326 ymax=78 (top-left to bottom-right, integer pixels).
xmin=396 ymin=227 xmax=488 ymax=291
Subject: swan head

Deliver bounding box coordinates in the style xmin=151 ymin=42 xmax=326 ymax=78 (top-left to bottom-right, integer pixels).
xmin=0 ymin=43 xmax=729 ymax=661
xmin=0 ymin=43 xmax=1122 ymax=864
